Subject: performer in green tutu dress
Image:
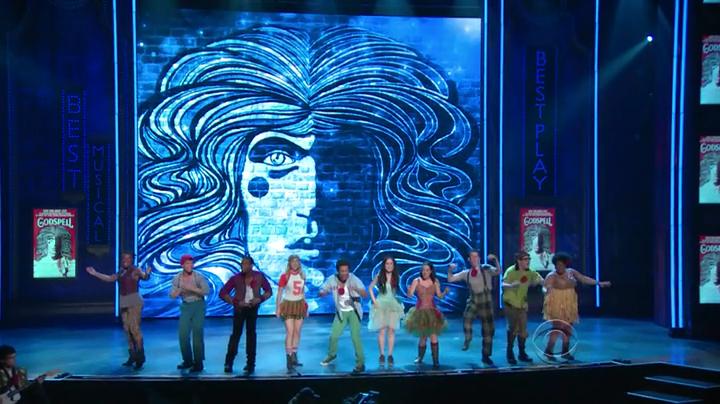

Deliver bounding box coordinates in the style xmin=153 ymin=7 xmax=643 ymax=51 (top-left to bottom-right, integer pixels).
xmin=404 ymin=262 xmax=449 ymax=369
xmin=368 ymin=257 xmax=406 ymax=367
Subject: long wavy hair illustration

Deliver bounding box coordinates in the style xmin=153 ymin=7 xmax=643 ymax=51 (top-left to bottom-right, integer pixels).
xmin=137 ymin=26 xmax=477 ymax=317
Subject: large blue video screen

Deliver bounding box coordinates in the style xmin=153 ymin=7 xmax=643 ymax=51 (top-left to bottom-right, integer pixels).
xmin=135 ymin=9 xmax=483 ymax=317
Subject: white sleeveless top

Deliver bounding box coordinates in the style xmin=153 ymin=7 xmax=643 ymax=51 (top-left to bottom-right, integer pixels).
xmin=280 ymin=271 xmax=305 ymax=302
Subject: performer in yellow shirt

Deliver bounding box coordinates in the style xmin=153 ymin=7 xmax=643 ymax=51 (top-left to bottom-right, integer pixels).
xmin=502 ymin=251 xmax=544 ymax=364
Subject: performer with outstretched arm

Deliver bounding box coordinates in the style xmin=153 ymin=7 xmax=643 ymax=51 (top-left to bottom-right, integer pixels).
xmin=170 ymin=254 xmax=209 ymax=372
xmin=502 ymin=251 xmax=544 ymax=364
xmin=276 ymin=255 xmax=308 ymax=372
xmin=219 ymin=256 xmax=272 ymax=375
xmin=368 ymin=256 xmax=405 ymax=367
xmin=447 ymin=250 xmax=501 ymax=365
xmin=319 ymin=259 xmax=368 ymax=374
xmin=86 ymin=251 xmax=151 ymax=369
xmin=543 ymin=252 xmax=611 ymax=360
xmin=405 ymin=262 xmax=449 ymax=369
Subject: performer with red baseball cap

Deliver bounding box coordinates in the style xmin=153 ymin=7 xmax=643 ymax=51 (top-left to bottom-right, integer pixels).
xmin=170 ymin=254 xmax=209 ymax=372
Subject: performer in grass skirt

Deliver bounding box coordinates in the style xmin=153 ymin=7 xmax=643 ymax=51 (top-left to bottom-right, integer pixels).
xmin=543 ymin=252 xmax=610 ymax=360
xmin=368 ymin=256 xmax=405 ymax=367
xmin=404 ymin=262 xmax=449 ymax=369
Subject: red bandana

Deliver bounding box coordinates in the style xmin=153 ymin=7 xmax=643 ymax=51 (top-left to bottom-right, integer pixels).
xmin=471 ymin=268 xmax=478 ymax=277
xmin=338 ymin=287 xmax=345 ymax=295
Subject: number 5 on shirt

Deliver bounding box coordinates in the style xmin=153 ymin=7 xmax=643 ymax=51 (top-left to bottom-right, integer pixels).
xmin=293 ymin=280 xmax=303 ymax=296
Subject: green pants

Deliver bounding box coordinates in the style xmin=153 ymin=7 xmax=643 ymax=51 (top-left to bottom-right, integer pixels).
xmin=179 ymin=300 xmax=206 ymax=364
xmin=327 ymin=310 xmax=365 ymax=366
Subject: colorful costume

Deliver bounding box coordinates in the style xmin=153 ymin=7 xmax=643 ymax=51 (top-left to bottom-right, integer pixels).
xmin=277 ymin=271 xmax=308 ymax=319
xmin=502 ymin=264 xmax=543 ymax=363
xmin=368 ymin=280 xmax=405 ymax=331
xmin=321 ymin=274 xmax=366 ymax=370
xmin=404 ymin=282 xmax=447 ymax=337
xmin=543 ymin=270 xmax=580 ymax=324
xmin=447 ymin=265 xmax=497 ymax=358
xmin=118 ymin=267 xmax=146 ymax=367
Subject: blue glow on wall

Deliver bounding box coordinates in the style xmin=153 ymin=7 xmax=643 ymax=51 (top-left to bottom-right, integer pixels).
xmin=135 ymin=15 xmax=483 ymax=317
xmin=498 ymin=0 xmax=505 ymax=308
xmin=670 ymin=0 xmax=680 ymax=328
xmin=594 ymin=0 xmax=601 ymax=307
xmin=677 ymin=0 xmax=688 ymax=328
xmin=113 ymin=0 xmax=120 ymax=317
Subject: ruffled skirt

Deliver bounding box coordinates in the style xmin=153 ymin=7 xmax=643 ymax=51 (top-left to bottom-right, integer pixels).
xmin=404 ymin=307 xmax=447 ymax=337
xmin=368 ymin=293 xmax=405 ymax=331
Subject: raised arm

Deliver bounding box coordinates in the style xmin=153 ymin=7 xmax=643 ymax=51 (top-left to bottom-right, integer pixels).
xmin=487 ymin=254 xmax=501 ymax=276
xmin=447 ymin=264 xmax=467 ymax=283
xmin=570 ymin=269 xmax=611 ymax=287
xmin=138 ymin=266 xmax=152 ymax=280
xmin=85 ymin=266 xmax=117 ymax=283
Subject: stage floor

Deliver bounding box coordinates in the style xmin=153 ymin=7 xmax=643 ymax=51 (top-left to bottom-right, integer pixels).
xmin=2 ymin=315 xmax=719 ymax=378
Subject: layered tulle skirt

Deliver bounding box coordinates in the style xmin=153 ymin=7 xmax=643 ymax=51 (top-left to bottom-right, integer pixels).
xmin=368 ymin=293 xmax=405 ymax=331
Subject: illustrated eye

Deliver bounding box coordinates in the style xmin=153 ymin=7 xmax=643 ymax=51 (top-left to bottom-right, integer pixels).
xmin=249 ymin=137 xmax=310 ymax=169
xmin=263 ymin=151 xmax=295 ymax=167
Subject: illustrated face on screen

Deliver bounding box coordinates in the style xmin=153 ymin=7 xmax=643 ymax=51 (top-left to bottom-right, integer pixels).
xmin=241 ymin=132 xmax=319 ymax=279
xmin=136 ymin=23 xmax=479 ymax=317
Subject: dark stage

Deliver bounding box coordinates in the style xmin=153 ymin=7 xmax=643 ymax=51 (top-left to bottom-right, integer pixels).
xmin=3 ymin=315 xmax=720 ymax=403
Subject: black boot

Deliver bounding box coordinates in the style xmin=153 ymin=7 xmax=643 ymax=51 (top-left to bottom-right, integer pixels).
xmin=461 ymin=338 xmax=471 ymax=351
xmin=122 ymin=349 xmax=135 ymax=367
xmin=506 ymin=332 xmax=517 ymax=365
xmin=561 ymin=342 xmax=575 ymax=361
xmin=134 ymin=348 xmax=146 ymax=370
xmin=286 ymin=354 xmax=294 ymax=372
xmin=518 ymin=337 xmax=533 ymax=362
xmin=414 ymin=344 xmax=426 ymax=364
xmin=431 ymin=343 xmax=439 ymax=369
xmin=224 ymin=354 xmax=234 ymax=373
xmin=292 ymin=352 xmax=303 ymax=367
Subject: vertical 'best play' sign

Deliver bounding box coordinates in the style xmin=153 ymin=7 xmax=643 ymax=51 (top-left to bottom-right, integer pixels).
xmin=525 ymin=47 xmax=556 ymax=196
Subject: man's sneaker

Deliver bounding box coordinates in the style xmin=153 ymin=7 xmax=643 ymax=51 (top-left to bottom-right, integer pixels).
xmin=320 ymin=355 xmax=337 ymax=366
xmin=352 ymin=364 xmax=365 ymax=374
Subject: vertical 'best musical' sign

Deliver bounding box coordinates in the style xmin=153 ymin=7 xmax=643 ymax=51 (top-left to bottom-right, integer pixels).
xmin=61 ymin=90 xmax=86 ymax=193
xmin=525 ymin=47 xmax=557 ymax=196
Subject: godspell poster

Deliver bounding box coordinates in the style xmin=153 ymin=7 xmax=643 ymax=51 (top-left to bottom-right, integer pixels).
xmin=699 ymin=136 xmax=720 ymax=203
xmin=701 ymin=35 xmax=720 ymax=105
xmin=520 ymin=208 xmax=556 ymax=272
xmin=700 ymin=235 xmax=720 ymax=304
xmin=33 ymin=208 xmax=76 ymax=278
